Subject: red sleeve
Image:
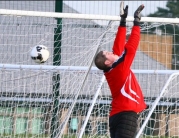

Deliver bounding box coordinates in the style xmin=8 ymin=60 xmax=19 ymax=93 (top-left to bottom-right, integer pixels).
xmin=112 ymin=26 xmax=126 ymax=56
xmin=123 ymin=26 xmax=140 ymax=69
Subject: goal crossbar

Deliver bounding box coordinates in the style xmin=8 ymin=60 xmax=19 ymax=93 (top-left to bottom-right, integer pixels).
xmin=1 ymin=9 xmax=179 ymax=23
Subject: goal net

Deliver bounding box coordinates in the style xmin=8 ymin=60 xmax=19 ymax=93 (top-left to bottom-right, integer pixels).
xmin=0 ymin=9 xmax=179 ymax=138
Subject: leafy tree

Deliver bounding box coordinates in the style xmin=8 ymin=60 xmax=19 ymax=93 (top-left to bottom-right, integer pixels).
xmin=147 ymin=1 xmax=179 ymax=69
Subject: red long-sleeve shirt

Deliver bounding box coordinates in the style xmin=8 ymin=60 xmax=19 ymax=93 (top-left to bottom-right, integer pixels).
xmin=104 ymin=26 xmax=146 ymax=117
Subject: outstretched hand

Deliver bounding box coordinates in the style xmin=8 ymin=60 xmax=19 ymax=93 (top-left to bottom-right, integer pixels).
xmin=120 ymin=1 xmax=128 ymax=18
xmin=134 ymin=4 xmax=145 ymax=20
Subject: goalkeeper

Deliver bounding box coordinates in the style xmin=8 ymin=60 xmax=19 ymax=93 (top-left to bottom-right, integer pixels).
xmin=94 ymin=2 xmax=147 ymax=138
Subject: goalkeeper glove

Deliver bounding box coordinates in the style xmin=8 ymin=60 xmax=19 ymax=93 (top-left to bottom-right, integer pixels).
xmin=120 ymin=1 xmax=128 ymax=26
xmin=134 ymin=4 xmax=144 ymax=25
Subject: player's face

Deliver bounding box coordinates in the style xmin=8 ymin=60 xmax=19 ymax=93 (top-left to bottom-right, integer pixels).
xmin=103 ymin=51 xmax=119 ymax=67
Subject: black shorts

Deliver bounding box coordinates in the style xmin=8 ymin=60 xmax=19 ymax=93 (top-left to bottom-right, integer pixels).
xmin=109 ymin=111 xmax=139 ymax=138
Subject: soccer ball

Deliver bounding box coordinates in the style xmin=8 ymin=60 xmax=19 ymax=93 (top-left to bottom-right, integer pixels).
xmin=30 ymin=45 xmax=50 ymax=63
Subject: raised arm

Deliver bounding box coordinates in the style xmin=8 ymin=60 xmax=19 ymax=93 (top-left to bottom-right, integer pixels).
xmin=125 ymin=26 xmax=140 ymax=54
xmin=125 ymin=4 xmax=144 ymax=52
xmin=112 ymin=1 xmax=128 ymax=56
xmin=123 ymin=4 xmax=144 ymax=69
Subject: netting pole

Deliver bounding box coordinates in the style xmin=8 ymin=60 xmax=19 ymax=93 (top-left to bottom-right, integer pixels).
xmin=78 ymin=20 xmax=113 ymax=138
xmin=50 ymin=1 xmax=63 ymax=138
xmin=136 ymin=72 xmax=179 ymax=138
xmin=78 ymin=76 xmax=105 ymax=138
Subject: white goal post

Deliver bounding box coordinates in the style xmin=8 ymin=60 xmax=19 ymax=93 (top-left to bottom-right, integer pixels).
xmin=0 ymin=9 xmax=179 ymax=138
xmin=1 ymin=9 xmax=179 ymax=23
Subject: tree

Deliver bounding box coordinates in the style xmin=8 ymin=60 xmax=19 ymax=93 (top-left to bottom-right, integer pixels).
xmin=147 ymin=1 xmax=179 ymax=69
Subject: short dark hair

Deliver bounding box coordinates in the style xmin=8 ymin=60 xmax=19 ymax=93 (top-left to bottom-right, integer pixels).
xmin=94 ymin=51 xmax=109 ymax=70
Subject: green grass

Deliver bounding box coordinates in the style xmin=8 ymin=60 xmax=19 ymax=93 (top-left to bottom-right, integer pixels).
xmin=141 ymin=136 xmax=179 ymax=138
xmin=2 ymin=134 xmax=178 ymax=138
xmin=63 ymin=135 xmax=109 ymax=138
xmin=0 ymin=134 xmax=49 ymax=138
xmin=0 ymin=134 xmax=110 ymax=138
